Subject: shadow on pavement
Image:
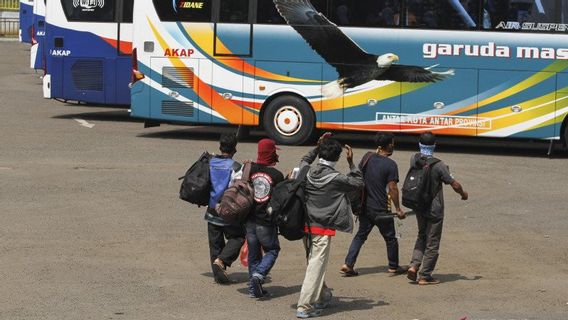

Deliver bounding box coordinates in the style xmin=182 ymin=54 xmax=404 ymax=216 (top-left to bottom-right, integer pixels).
xmin=435 ymin=274 xmax=483 ymax=283
xmin=317 ymin=297 xmax=389 ymax=316
xmin=237 ymin=284 xmax=302 ymax=299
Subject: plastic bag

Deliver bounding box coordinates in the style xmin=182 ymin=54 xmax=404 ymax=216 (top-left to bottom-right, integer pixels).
xmin=239 ymin=240 xmax=249 ymax=267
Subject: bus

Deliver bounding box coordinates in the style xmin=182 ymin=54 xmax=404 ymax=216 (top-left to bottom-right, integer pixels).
xmin=130 ymin=0 xmax=568 ymax=146
xmin=43 ymin=0 xmax=133 ymax=105
xmin=30 ymin=0 xmax=45 ymax=70
xmin=19 ymin=0 xmax=34 ymax=43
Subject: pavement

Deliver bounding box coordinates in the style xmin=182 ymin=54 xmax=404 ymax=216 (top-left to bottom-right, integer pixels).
xmin=1 ymin=41 xmax=567 ymax=320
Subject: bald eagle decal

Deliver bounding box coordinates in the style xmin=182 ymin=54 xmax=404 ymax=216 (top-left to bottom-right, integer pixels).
xmin=274 ymin=0 xmax=454 ymax=98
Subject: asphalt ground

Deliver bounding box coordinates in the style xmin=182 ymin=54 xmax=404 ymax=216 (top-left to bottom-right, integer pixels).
xmin=1 ymin=41 xmax=567 ymax=320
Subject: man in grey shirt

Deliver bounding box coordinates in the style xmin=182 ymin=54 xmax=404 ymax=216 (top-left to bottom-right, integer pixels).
xmin=406 ymin=132 xmax=468 ymax=285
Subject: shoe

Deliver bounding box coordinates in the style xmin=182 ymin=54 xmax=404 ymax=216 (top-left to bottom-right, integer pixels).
xmin=250 ymin=275 xmax=264 ymax=298
xmin=315 ymin=291 xmax=332 ymax=309
xmin=407 ymin=267 xmax=418 ymax=282
xmin=212 ymin=260 xmax=230 ymax=285
xmin=388 ymin=265 xmax=409 ymax=275
xmin=418 ymin=276 xmax=441 ymax=285
xmin=339 ymin=265 xmax=358 ymax=277
xmin=296 ymin=309 xmax=322 ymax=318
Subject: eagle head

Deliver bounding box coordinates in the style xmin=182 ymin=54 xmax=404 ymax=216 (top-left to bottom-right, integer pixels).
xmin=376 ymin=53 xmax=399 ymax=67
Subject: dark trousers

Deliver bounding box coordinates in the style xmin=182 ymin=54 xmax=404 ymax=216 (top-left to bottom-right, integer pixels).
xmin=245 ymin=221 xmax=280 ymax=280
xmin=345 ymin=213 xmax=399 ymax=269
xmin=410 ymin=213 xmax=444 ymax=278
xmin=207 ymin=222 xmax=245 ymax=268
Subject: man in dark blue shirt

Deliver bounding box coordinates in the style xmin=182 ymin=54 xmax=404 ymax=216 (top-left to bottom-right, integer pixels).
xmin=340 ymin=132 xmax=407 ymax=277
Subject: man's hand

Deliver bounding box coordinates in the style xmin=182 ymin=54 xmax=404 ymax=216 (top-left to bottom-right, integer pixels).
xmin=461 ymin=191 xmax=469 ymax=201
xmin=395 ymin=208 xmax=406 ymax=220
xmin=345 ymin=144 xmax=354 ymax=166
xmin=317 ymin=132 xmax=332 ymax=147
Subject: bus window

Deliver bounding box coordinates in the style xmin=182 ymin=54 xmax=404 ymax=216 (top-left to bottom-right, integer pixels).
xmin=61 ymin=0 xmax=115 ymax=22
xmin=219 ymin=0 xmax=249 ymax=23
xmin=257 ymin=0 xmax=285 ymax=24
xmin=485 ymin=0 xmax=565 ymax=33
xmin=122 ymin=0 xmax=134 ymax=23
xmin=405 ymin=0 xmax=478 ymax=30
xmin=153 ymin=0 xmax=212 ymax=22
xmin=330 ymin=0 xmax=401 ymax=27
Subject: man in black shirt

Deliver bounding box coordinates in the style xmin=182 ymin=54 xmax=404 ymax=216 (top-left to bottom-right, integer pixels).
xmin=245 ymin=139 xmax=284 ymax=298
xmin=340 ymin=132 xmax=407 ymax=277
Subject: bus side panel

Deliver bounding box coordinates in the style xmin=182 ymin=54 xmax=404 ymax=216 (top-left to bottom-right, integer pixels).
xmin=319 ymin=67 xmax=342 ymax=130
xmin=254 ymin=61 xmax=322 ymax=126
xmin=150 ymin=57 xmax=203 ymax=124
xmin=478 ymin=70 xmax=556 ymax=139
xmin=49 ymin=58 xmax=64 ymax=99
xmin=19 ymin=1 xmax=34 ymax=43
xmin=401 ymin=68 xmax=478 ymax=136
xmin=62 ymin=57 xmax=106 ymax=103
xmin=115 ymin=56 xmax=133 ymax=106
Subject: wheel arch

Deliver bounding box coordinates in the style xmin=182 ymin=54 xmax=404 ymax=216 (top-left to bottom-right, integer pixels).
xmin=561 ymin=113 xmax=568 ymax=146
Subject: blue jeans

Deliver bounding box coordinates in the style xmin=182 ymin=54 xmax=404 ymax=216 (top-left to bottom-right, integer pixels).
xmin=344 ymin=213 xmax=399 ymax=269
xmin=245 ymin=221 xmax=280 ymax=280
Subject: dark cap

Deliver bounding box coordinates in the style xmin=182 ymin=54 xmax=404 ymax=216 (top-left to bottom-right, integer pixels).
xmin=257 ymin=139 xmax=280 ymax=165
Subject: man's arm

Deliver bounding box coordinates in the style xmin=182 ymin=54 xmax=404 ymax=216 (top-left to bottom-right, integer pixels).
xmin=450 ymin=180 xmax=468 ymax=200
xmin=387 ymin=181 xmax=405 ymax=219
xmin=298 ymin=132 xmax=331 ymax=169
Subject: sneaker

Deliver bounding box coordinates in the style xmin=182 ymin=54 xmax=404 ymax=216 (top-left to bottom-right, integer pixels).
xmin=418 ymin=276 xmax=441 ymax=285
xmin=212 ymin=260 xmax=230 ymax=285
xmin=296 ymin=309 xmax=322 ymax=318
xmin=250 ymin=275 xmax=264 ymax=298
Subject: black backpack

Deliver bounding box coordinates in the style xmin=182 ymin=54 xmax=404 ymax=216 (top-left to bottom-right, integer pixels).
xmin=267 ymin=166 xmax=310 ymax=241
xmin=348 ymin=151 xmax=374 ymax=216
xmin=401 ymin=156 xmax=441 ymax=211
xmin=178 ymin=152 xmax=212 ymax=206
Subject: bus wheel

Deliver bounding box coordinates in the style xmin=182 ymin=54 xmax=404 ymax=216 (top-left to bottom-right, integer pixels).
xmin=564 ymin=122 xmax=568 ymax=147
xmin=263 ymin=95 xmax=315 ymax=145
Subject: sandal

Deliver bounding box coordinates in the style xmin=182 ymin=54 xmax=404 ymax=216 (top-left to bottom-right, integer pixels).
xmin=407 ymin=267 xmax=418 ymax=282
xmin=339 ymin=265 xmax=359 ymax=277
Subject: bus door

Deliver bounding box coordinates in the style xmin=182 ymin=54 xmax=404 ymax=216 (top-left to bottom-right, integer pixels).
xmin=150 ymin=58 xmax=204 ymax=123
xmin=401 ymin=68 xmax=478 ymax=136
xmin=478 ymin=70 xmax=556 ymax=139
xmin=211 ymin=0 xmax=254 ymax=125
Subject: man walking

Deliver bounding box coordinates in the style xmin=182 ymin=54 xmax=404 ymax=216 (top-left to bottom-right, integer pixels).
xmin=205 ymin=133 xmax=246 ymax=284
xmin=296 ymin=134 xmax=364 ymax=318
xmin=406 ymin=132 xmax=468 ymax=285
xmin=246 ymin=139 xmax=284 ymax=298
xmin=340 ymin=132 xmax=407 ymax=277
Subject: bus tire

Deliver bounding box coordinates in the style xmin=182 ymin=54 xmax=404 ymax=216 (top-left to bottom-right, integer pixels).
xmin=262 ymin=95 xmax=315 ymax=145
xmin=564 ymin=121 xmax=568 ymax=147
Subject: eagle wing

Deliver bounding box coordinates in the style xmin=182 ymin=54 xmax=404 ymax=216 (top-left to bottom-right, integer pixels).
xmin=274 ymin=0 xmax=376 ymax=77
xmin=377 ymin=65 xmax=454 ymax=82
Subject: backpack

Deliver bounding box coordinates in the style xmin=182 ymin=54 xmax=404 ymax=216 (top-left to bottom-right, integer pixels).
xmin=216 ymin=163 xmax=254 ymax=224
xmin=348 ymin=151 xmax=374 ymax=216
xmin=267 ymin=166 xmax=310 ymax=241
xmin=178 ymin=152 xmax=212 ymax=206
xmin=401 ymin=156 xmax=441 ymax=211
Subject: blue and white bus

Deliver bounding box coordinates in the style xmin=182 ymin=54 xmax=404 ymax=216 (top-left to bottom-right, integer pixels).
xmin=130 ymin=0 xmax=568 ymax=146
xmin=43 ymin=0 xmax=133 ymax=105
xmin=19 ymin=0 xmax=34 ymax=43
xmin=30 ymin=0 xmax=45 ymax=70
